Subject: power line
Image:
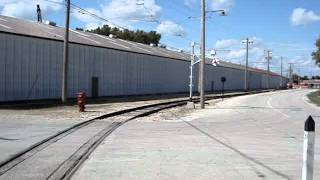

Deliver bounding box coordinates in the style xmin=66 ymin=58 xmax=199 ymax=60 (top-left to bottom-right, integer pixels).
xmin=41 ymin=0 xmax=198 ymax=50
xmin=39 ymin=0 xmax=128 ymax=29
xmin=70 ymin=2 xmax=129 ymax=29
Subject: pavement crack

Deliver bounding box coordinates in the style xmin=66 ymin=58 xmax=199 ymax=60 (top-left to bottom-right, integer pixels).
xmin=0 ymin=137 xmax=20 ymax=141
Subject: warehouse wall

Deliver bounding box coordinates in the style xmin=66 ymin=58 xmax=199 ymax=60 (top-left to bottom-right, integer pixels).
xmin=0 ymin=33 xmax=286 ymax=102
xmin=68 ymin=44 xmax=191 ymax=97
xmin=0 ymin=33 xmax=63 ymax=101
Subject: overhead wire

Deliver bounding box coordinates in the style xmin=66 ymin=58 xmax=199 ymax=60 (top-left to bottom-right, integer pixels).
xmin=39 ymin=0 xmax=225 ymax=55
xmin=39 ymin=0 xmax=129 ymax=29
xmin=69 ymin=2 xmax=129 ymax=29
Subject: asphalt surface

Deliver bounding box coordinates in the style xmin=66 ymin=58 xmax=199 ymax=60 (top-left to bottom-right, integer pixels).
xmin=72 ymin=89 xmax=320 ymax=180
xmin=0 ymin=120 xmax=114 ymax=180
xmin=0 ymin=91 xmax=246 ymax=165
xmin=0 ymin=116 xmax=79 ymax=164
xmin=0 ymin=98 xmax=184 ymax=164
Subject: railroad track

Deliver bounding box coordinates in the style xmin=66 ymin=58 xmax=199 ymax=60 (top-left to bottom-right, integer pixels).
xmin=0 ymin=99 xmax=191 ymax=180
xmin=0 ymin=90 xmax=269 ymax=180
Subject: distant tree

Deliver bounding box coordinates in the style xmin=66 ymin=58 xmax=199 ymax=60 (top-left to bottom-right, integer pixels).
xmin=292 ymin=74 xmax=300 ymax=83
xmin=312 ymin=37 xmax=320 ymax=66
xmin=159 ymin=44 xmax=167 ymax=48
xmin=87 ymin=25 xmax=111 ymax=36
xmin=110 ymin=27 xmax=121 ymax=37
xmin=87 ymin=25 xmax=161 ymax=45
xmin=75 ymin=27 xmax=84 ymax=31
xmin=147 ymin=31 xmax=161 ymax=45
xmin=301 ymin=76 xmax=309 ymax=80
xmin=292 ymin=74 xmax=311 ymax=82
xmin=311 ymin=75 xmax=320 ymax=80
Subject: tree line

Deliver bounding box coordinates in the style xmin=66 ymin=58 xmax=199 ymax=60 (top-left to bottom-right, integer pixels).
xmin=312 ymin=38 xmax=320 ymax=66
xmin=77 ymin=25 xmax=162 ymax=46
xmin=291 ymin=74 xmax=320 ymax=83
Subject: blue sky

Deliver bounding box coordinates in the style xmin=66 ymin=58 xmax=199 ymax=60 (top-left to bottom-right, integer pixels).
xmin=1 ymin=0 xmax=320 ymax=76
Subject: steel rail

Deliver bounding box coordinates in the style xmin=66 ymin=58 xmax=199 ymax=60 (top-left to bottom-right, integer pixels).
xmin=0 ymin=90 xmax=271 ymax=179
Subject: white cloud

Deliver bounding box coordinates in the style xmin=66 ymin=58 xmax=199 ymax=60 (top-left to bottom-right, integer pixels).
xmin=184 ymin=0 xmax=234 ymax=11
xmin=72 ymin=8 xmax=104 ymax=29
xmin=291 ymin=8 xmax=320 ymax=26
xmin=156 ymin=21 xmax=186 ymax=36
xmin=215 ymin=37 xmax=264 ymax=61
xmin=72 ymin=0 xmax=162 ymax=30
xmin=101 ymin=0 xmax=161 ymax=22
xmin=287 ymin=55 xmax=320 ymax=76
xmin=72 ymin=0 xmax=187 ymax=37
xmin=250 ymin=37 xmax=264 ymax=48
xmin=184 ymin=0 xmax=197 ymax=8
xmin=215 ymin=39 xmax=238 ymax=49
xmin=0 ymin=0 xmax=62 ymax=20
xmin=214 ymin=37 xmax=317 ymax=76
xmin=73 ymin=8 xmax=102 ymax=24
xmin=84 ymin=22 xmax=101 ymax=30
xmin=209 ymin=0 xmax=234 ymax=12
xmin=290 ymin=55 xmax=311 ymax=65
xmin=226 ymin=49 xmax=246 ymax=59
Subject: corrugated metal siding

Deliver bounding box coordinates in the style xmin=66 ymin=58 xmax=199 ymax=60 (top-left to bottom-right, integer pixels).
xmin=0 ymin=33 xmax=6 ymax=100
xmin=249 ymin=72 xmax=262 ymax=89
xmin=0 ymin=33 xmax=285 ymax=102
xmin=204 ymin=66 xmax=244 ymax=91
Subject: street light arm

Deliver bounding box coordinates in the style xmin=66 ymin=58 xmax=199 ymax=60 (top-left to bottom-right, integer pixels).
xmin=206 ymin=9 xmax=225 ymax=13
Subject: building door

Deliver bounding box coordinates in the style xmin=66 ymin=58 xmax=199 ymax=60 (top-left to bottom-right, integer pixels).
xmin=91 ymin=77 xmax=99 ymax=98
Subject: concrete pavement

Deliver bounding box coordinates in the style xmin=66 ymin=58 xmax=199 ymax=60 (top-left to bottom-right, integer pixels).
xmin=0 ymin=97 xmax=190 ymax=164
xmin=72 ymin=89 xmax=320 ymax=180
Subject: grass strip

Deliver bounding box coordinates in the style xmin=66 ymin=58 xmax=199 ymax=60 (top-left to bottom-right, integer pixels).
xmin=307 ymin=90 xmax=320 ymax=106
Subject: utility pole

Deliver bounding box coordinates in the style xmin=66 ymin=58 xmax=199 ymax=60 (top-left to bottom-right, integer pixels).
xmin=265 ymin=50 xmax=272 ymax=89
xmin=242 ymin=38 xmax=253 ymax=91
xmin=62 ymin=0 xmax=70 ymax=103
xmin=36 ymin=4 xmax=42 ymax=23
xmin=298 ymin=68 xmax=301 ymax=86
xmin=280 ymin=56 xmax=283 ymax=89
xmin=289 ymin=63 xmax=293 ymax=86
xmin=199 ymin=0 xmax=206 ymax=109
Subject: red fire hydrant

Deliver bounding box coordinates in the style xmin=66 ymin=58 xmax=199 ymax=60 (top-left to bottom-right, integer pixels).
xmin=77 ymin=92 xmax=86 ymax=112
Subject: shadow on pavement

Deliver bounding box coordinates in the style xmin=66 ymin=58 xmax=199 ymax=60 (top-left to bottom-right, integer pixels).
xmin=184 ymin=120 xmax=292 ymax=180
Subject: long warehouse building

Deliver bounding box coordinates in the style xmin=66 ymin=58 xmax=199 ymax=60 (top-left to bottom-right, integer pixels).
xmin=0 ymin=15 xmax=287 ymax=102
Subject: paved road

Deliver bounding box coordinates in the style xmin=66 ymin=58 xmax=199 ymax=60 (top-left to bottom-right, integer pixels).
xmin=73 ymin=89 xmax=320 ymax=180
xmin=0 ymin=97 xmax=188 ymax=164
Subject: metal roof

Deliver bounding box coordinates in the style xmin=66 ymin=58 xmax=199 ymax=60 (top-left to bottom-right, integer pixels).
xmin=0 ymin=15 xmax=280 ymax=76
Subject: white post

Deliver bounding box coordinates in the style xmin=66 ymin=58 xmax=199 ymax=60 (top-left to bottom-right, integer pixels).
xmin=187 ymin=42 xmax=196 ymax=109
xmin=267 ymin=50 xmax=271 ymax=89
xmin=302 ymin=116 xmax=315 ymax=180
xmin=244 ymin=38 xmax=249 ymax=91
xmin=189 ymin=42 xmax=195 ymax=101
xmin=280 ymin=56 xmax=283 ymax=89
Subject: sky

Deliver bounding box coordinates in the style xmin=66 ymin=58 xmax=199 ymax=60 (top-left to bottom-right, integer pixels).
xmin=1 ymin=0 xmax=320 ymax=77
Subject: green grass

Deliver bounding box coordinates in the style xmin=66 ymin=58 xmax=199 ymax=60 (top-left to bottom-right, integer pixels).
xmin=307 ymin=90 xmax=320 ymax=106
